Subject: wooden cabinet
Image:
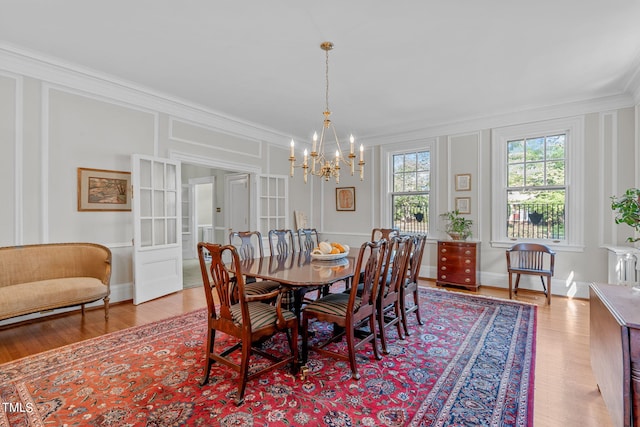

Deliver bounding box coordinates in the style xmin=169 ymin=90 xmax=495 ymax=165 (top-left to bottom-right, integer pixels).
xmin=589 ymin=283 xmax=640 ymax=427
xmin=436 ymin=240 xmax=479 ymax=291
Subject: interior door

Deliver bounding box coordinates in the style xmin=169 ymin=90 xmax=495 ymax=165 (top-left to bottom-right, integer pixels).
xmin=131 ymin=154 xmax=183 ymax=304
xmin=226 ymin=174 xmax=250 ymax=233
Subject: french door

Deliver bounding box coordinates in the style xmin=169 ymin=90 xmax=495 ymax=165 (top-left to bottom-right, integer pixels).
xmin=131 ymin=154 xmax=183 ymax=304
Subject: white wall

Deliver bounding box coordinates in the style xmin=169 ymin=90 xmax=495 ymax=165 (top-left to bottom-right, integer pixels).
xmin=1 ymin=47 xmax=639 ymax=322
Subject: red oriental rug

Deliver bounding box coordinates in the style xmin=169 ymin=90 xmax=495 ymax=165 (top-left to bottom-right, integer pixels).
xmin=0 ymin=287 xmax=536 ymax=427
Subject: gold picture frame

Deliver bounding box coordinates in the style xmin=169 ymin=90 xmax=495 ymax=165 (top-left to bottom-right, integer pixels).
xmin=336 ymin=187 xmax=356 ymax=211
xmin=455 ymin=173 xmax=471 ymax=191
xmin=77 ymin=167 xmax=131 ymax=211
xmin=455 ymin=197 xmax=471 ymax=214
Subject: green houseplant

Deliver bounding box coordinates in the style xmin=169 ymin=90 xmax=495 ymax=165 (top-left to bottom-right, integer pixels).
xmin=440 ymin=210 xmax=473 ymax=240
xmin=611 ymin=188 xmax=640 ymax=242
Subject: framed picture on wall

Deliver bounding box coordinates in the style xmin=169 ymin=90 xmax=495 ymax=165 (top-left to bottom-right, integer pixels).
xmin=455 ymin=197 xmax=471 ymax=214
xmin=455 ymin=173 xmax=471 ymax=191
xmin=336 ymin=187 xmax=356 ymax=211
xmin=78 ymin=167 xmax=131 ymax=211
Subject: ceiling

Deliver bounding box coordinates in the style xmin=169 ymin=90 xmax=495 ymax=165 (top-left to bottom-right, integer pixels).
xmin=2 ymin=1 xmax=640 ymax=146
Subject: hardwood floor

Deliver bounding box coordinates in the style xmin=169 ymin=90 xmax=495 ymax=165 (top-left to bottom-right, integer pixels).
xmin=0 ymin=281 xmax=613 ymax=427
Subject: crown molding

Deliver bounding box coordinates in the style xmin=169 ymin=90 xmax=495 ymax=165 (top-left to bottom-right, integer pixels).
xmin=1 ymin=42 xmax=638 ymax=149
xmin=369 ymin=92 xmax=636 ymax=146
xmin=0 ymin=43 xmax=290 ymax=146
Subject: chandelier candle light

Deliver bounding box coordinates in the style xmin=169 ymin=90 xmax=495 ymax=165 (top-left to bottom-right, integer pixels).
xmin=289 ymin=42 xmax=365 ymax=184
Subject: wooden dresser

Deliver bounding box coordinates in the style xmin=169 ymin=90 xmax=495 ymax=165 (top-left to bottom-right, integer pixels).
xmin=436 ymin=240 xmax=479 ymax=291
xmin=589 ymin=283 xmax=640 ymax=427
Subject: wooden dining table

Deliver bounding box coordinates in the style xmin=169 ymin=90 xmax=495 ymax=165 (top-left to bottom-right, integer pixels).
xmin=233 ymin=250 xmax=359 ymax=318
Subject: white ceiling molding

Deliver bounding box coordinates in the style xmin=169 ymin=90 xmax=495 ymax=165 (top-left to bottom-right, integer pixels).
xmin=0 ymin=43 xmax=290 ymax=146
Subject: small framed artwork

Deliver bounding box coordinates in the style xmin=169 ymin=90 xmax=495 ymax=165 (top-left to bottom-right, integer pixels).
xmin=78 ymin=167 xmax=131 ymax=211
xmin=455 ymin=173 xmax=471 ymax=191
xmin=455 ymin=197 xmax=471 ymax=214
xmin=336 ymin=187 xmax=356 ymax=211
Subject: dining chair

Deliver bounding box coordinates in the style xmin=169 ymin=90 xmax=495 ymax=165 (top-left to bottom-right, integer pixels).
xmin=371 ymin=227 xmax=400 ymax=242
xmin=400 ymin=233 xmax=427 ymax=336
xmin=197 ymin=242 xmax=298 ymax=405
xmin=229 ymin=230 xmax=281 ymax=295
xmin=268 ymin=229 xmax=296 ymax=256
xmin=268 ymin=229 xmax=297 ymax=310
xmin=506 ymin=242 xmax=555 ymax=305
xmin=377 ymin=235 xmax=413 ymax=354
xmin=302 ymin=239 xmax=387 ymax=380
xmin=297 ymin=228 xmax=320 ymax=254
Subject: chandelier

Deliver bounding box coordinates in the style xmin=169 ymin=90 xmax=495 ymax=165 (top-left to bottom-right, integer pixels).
xmin=289 ymin=41 xmax=364 ymax=184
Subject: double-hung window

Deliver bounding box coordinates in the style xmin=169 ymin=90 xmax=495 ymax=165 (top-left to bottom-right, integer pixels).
xmin=491 ymin=117 xmax=584 ymax=248
xmin=388 ymin=149 xmax=431 ymax=234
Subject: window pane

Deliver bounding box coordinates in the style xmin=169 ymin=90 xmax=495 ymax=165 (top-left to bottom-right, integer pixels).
xmin=507 ymin=189 xmax=565 ymax=239
xmin=404 ymin=153 xmax=417 ymax=172
xmin=417 ymin=151 xmax=430 ymax=170
xmin=525 ymin=162 xmax=544 ymax=186
xmin=394 ymin=173 xmax=404 ymax=192
xmin=392 ymin=194 xmax=429 ymax=234
xmin=526 ymin=137 xmax=544 ymax=161
xmin=417 ymin=171 xmax=429 ymax=191
xmin=546 ymin=135 xmax=565 ymax=160
xmin=508 ymin=164 xmax=524 ymax=187
xmin=405 ymin=173 xmax=417 ymax=192
xmin=507 ymin=140 xmax=524 ymax=163
xmin=546 ymin=161 xmax=565 ymax=185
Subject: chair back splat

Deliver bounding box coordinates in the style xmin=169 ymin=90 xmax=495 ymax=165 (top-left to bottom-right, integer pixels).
xmin=197 ymin=242 xmax=298 ymax=405
xmin=505 ymin=242 xmax=555 ymax=305
xmin=297 ymin=228 xmax=320 ymax=254
xmin=268 ymin=229 xmax=295 ymax=256
xmin=301 ymin=239 xmax=387 ymax=380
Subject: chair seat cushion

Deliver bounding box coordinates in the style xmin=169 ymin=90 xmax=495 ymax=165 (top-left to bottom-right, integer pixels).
xmin=244 ymin=280 xmax=281 ymax=295
xmin=229 ymin=301 xmax=296 ymax=329
xmin=510 ymin=268 xmax=553 ymax=276
xmin=304 ymin=293 xmax=361 ymax=317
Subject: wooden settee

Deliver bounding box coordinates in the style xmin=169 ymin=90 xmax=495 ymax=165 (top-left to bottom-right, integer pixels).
xmin=0 ymin=242 xmax=111 ymax=322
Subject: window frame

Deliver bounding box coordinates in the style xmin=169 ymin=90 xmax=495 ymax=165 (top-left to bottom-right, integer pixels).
xmin=381 ymin=140 xmax=436 ymax=236
xmin=491 ymin=117 xmax=584 ymax=250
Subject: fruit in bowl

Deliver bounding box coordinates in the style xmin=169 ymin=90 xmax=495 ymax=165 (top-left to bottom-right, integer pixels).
xmin=311 ymin=241 xmax=349 ymax=255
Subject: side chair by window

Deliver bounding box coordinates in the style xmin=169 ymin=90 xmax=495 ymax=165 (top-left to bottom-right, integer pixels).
xmin=197 ymin=242 xmax=298 ymax=405
xmin=302 ymin=239 xmax=387 ymax=380
xmin=506 ymin=243 xmax=556 ymax=305
xmin=229 ymin=230 xmax=281 ymax=296
xmin=400 ymin=233 xmax=427 ymax=336
xmin=377 ymin=235 xmax=413 ymax=354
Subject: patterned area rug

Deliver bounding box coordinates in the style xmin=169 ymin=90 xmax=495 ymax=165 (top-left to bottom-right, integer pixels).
xmin=0 ymin=287 xmax=536 ymax=426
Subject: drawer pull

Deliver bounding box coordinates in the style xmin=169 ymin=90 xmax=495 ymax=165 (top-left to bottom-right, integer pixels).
xmin=441 ymin=257 xmax=447 ymax=262
xmin=441 ymin=266 xmax=447 ymax=271
xmin=465 ymin=269 xmax=471 ymax=273
xmin=465 ymin=278 xmax=471 ymax=283
xmin=441 ymin=248 xmax=447 ymax=253
xmin=465 ymin=250 xmax=471 ymax=255
xmin=465 ymin=259 xmax=471 ymax=264
xmin=441 ymin=275 xmax=447 ymax=280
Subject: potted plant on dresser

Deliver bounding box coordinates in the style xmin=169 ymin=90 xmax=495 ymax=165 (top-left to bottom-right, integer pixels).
xmin=440 ymin=210 xmax=473 ymax=241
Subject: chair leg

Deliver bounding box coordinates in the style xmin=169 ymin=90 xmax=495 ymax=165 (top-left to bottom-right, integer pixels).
xmin=378 ymin=305 xmax=388 ymax=355
xmin=400 ymin=293 xmax=410 ymax=337
xmin=301 ymin=315 xmax=310 ymax=364
xmin=394 ymin=301 xmax=404 ymax=340
xmin=546 ymin=275 xmax=552 ymax=305
xmin=514 ymin=274 xmax=521 ymax=294
xmin=413 ymin=289 xmax=423 ymax=326
xmin=236 ymin=341 xmax=251 ymax=405
xmin=369 ymin=314 xmax=381 ymax=361
xmin=345 ymin=322 xmax=360 ymax=380
xmin=508 ymin=273 xmax=513 ymax=299
xmin=200 ymin=328 xmax=216 ymax=386
xmin=290 ymin=326 xmax=299 ymax=375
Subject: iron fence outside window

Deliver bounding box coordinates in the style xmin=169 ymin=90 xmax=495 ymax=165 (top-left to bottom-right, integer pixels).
xmin=507 ymin=203 xmax=565 ymax=240
xmin=393 ymin=195 xmax=428 ymax=234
